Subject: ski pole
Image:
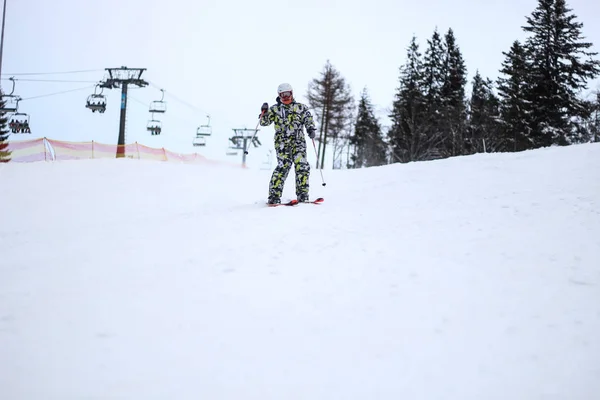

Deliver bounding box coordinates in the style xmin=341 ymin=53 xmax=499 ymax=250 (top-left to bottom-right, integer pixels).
xmin=244 ymin=110 xmax=265 ymax=155
xmin=311 ymin=138 xmax=326 ymax=186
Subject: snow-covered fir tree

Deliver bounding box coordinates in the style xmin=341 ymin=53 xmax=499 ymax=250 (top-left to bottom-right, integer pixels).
xmin=422 ymin=29 xmax=446 ymax=112
xmin=0 ymin=94 xmax=11 ymax=163
xmin=497 ymin=40 xmax=533 ymax=152
xmin=350 ymin=87 xmax=387 ymax=168
xmin=466 ymin=71 xmax=502 ymax=153
xmin=420 ymin=28 xmax=447 ymax=160
xmin=388 ymin=36 xmax=429 ymax=163
xmin=521 ymin=0 xmax=600 ymax=146
xmin=440 ymin=28 xmax=468 ymax=157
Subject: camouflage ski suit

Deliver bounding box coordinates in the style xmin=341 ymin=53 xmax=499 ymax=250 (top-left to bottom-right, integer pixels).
xmin=260 ymin=100 xmax=316 ymax=203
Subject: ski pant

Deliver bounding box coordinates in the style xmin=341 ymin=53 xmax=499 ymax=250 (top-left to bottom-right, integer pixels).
xmin=269 ymin=133 xmax=310 ymax=201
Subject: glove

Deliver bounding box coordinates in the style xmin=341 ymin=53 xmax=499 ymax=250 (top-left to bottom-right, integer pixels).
xmin=307 ymin=128 xmax=316 ymax=139
xmin=261 ymin=102 xmax=268 ymax=114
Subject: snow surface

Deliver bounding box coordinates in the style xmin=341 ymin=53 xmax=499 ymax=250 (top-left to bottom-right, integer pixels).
xmin=1 ymin=144 xmax=600 ymax=400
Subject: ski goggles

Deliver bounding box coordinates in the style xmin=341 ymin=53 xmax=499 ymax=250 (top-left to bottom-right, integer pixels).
xmin=279 ymin=91 xmax=292 ymax=98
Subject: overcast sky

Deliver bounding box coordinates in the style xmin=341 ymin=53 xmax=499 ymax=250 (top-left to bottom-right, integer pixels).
xmin=2 ymin=0 xmax=599 ymax=166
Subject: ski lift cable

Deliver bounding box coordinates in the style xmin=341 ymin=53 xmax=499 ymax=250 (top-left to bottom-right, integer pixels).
xmin=1 ymin=78 xmax=99 ymax=83
xmin=20 ymin=85 xmax=96 ymax=101
xmin=129 ymin=94 xmax=198 ymax=127
xmin=2 ymin=69 xmax=103 ymax=76
xmin=147 ymin=80 xmax=210 ymax=117
xmin=128 ymin=95 xmax=148 ymax=107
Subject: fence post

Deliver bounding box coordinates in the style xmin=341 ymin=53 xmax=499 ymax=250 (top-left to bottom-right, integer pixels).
xmin=45 ymin=138 xmax=56 ymax=161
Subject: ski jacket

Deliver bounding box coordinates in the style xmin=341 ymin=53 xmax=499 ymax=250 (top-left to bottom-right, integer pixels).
xmin=259 ymin=100 xmax=316 ymax=139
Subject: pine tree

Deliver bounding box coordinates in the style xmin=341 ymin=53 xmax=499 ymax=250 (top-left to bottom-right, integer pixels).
xmin=419 ymin=28 xmax=448 ymax=160
xmin=440 ymin=28 xmax=468 ymax=157
xmin=350 ymin=89 xmax=369 ymax=168
xmin=522 ymin=0 xmax=600 ymax=146
xmin=466 ymin=71 xmax=502 ymax=153
xmin=388 ymin=35 xmax=430 ymax=162
xmin=422 ymin=29 xmax=446 ymax=113
xmin=307 ymin=60 xmax=354 ymax=169
xmin=467 ymin=72 xmax=486 ymax=148
xmin=350 ymin=87 xmax=387 ymax=168
xmin=497 ymin=40 xmax=533 ymax=151
xmin=0 ymin=93 xmax=11 ymax=163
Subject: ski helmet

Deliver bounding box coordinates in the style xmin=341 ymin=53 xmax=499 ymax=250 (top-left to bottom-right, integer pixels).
xmin=277 ymin=83 xmax=293 ymax=105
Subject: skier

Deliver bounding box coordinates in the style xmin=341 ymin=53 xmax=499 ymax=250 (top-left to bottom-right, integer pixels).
xmin=260 ymin=83 xmax=316 ymax=205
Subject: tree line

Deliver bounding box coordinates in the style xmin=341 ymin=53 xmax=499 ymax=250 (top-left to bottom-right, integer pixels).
xmin=306 ymin=0 xmax=600 ymax=169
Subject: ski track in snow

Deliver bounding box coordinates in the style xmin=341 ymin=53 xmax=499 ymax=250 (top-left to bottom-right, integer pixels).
xmin=1 ymin=144 xmax=600 ymax=399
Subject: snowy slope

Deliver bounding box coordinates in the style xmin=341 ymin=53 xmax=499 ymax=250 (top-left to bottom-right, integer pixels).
xmin=1 ymin=144 xmax=599 ymax=400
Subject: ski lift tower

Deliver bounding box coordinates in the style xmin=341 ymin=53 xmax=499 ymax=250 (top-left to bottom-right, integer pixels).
xmin=229 ymin=128 xmax=261 ymax=167
xmin=98 ymin=66 xmax=148 ymax=158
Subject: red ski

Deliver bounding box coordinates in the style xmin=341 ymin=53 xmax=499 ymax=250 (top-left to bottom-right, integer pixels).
xmin=307 ymin=197 xmax=324 ymax=204
xmin=267 ymin=199 xmax=299 ymax=207
xmin=266 ymin=198 xmax=324 ymax=207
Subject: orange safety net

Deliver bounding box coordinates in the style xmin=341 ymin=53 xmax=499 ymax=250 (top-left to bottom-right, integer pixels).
xmin=4 ymin=138 xmax=48 ymax=162
xmin=4 ymin=138 xmax=240 ymax=167
xmin=47 ymin=139 xmax=143 ymax=161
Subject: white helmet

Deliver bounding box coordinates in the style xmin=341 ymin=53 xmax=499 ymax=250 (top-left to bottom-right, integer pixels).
xmin=277 ymin=83 xmax=293 ymax=104
xmin=277 ymin=83 xmax=293 ymax=94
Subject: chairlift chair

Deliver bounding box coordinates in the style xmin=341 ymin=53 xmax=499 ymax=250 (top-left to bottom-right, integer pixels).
xmin=9 ymin=112 xmax=31 ymax=134
xmin=86 ymin=94 xmax=107 ymax=113
xmin=0 ymin=77 xmax=20 ymax=113
xmin=147 ymin=119 xmax=162 ymax=135
xmin=193 ymin=115 xmax=212 ymax=146
xmin=1 ymin=95 xmax=20 ymax=113
xmin=193 ymin=136 xmax=206 ymax=146
xmin=85 ymin=85 xmax=107 ymax=113
xmin=196 ymin=115 xmax=212 ymax=136
xmin=196 ymin=125 xmax=212 ymax=136
xmin=149 ymin=89 xmax=166 ymax=113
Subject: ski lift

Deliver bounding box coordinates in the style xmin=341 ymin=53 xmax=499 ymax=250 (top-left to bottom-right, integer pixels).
xmin=9 ymin=111 xmax=31 ymax=134
xmin=193 ymin=115 xmax=211 ymax=146
xmin=85 ymin=85 xmax=107 ymax=113
xmin=147 ymin=118 xmax=162 ymax=135
xmin=149 ymin=89 xmax=166 ymax=113
xmin=1 ymin=95 xmax=19 ymax=113
xmin=196 ymin=115 xmax=212 ymax=136
xmin=1 ymin=77 xmax=21 ymax=113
